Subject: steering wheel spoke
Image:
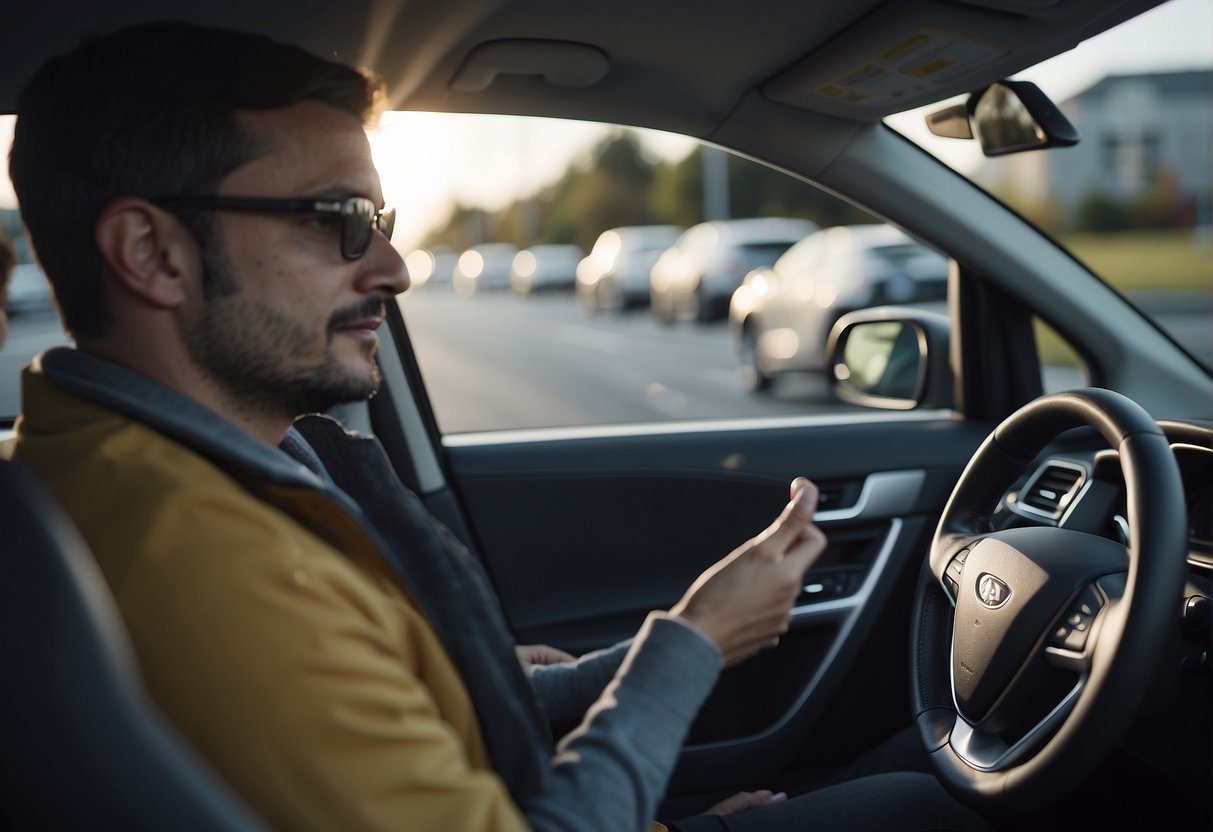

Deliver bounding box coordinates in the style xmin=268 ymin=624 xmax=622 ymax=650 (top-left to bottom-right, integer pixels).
xmin=949 ymin=675 xmax=1081 ymax=772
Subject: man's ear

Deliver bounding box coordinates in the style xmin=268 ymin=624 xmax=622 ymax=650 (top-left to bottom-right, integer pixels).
xmin=94 ymin=198 xmax=197 ymax=309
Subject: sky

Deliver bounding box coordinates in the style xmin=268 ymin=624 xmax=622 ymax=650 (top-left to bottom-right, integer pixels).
xmin=2 ymin=0 xmax=1209 ymax=250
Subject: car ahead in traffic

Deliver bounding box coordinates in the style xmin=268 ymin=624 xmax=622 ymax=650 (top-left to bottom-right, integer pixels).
xmin=729 ymin=224 xmax=949 ymax=392
xmin=451 ymin=242 xmax=519 ymax=297
xmin=1 ymin=1 xmax=1209 ymax=831
xmin=510 ymin=243 xmax=584 ymax=295
xmin=575 ymin=224 xmax=682 ymax=313
xmin=404 ymin=246 xmax=458 ymax=290
xmin=649 ymin=216 xmax=815 ymax=323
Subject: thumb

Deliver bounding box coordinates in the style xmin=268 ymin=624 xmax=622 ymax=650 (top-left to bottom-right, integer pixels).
xmin=760 ymin=477 xmax=820 ymax=553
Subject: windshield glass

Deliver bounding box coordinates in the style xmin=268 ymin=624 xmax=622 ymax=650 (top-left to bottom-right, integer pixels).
xmin=884 ymin=0 xmax=1212 ymax=371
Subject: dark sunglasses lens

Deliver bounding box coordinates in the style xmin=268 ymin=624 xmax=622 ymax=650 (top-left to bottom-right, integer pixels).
xmin=342 ymin=199 xmax=375 ymax=260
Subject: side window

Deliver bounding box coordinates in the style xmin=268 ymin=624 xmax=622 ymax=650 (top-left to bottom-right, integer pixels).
xmin=385 ymin=116 xmax=945 ymax=434
xmin=1034 ymin=317 xmax=1089 ymax=393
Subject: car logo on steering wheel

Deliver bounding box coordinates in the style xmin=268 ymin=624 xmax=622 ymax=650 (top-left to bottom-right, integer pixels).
xmin=976 ymin=573 xmax=1011 ymax=609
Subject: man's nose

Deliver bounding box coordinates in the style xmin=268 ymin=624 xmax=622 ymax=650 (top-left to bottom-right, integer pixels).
xmin=358 ymin=229 xmax=410 ymax=296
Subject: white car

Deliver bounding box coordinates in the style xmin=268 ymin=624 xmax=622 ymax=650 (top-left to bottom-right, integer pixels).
xmin=730 ymin=224 xmax=949 ymax=391
xmin=575 ymin=225 xmax=682 ymax=312
xmin=510 ymin=244 xmax=584 ymax=295
xmin=451 ymin=243 xmax=519 ymax=296
xmin=649 ymin=216 xmax=815 ymax=323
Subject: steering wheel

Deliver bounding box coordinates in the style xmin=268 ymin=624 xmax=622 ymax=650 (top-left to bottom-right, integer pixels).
xmin=911 ymin=388 xmax=1187 ymax=813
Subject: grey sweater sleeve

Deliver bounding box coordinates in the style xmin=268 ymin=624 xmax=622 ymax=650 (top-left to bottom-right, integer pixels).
xmin=526 ymin=639 xmax=632 ymax=732
xmin=522 ymin=613 xmax=722 ymax=832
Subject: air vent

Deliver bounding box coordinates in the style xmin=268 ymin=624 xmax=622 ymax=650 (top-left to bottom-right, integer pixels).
xmin=1019 ymin=462 xmax=1084 ymax=518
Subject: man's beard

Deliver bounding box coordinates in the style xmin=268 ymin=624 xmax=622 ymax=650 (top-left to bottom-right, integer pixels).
xmin=186 ymin=246 xmax=383 ymax=421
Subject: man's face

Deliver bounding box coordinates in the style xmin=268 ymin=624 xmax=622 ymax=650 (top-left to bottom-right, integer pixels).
xmin=184 ymin=101 xmax=408 ymax=418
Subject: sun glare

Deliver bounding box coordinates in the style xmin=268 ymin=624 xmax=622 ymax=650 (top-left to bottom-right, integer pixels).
xmin=367 ymin=111 xmax=690 ymax=252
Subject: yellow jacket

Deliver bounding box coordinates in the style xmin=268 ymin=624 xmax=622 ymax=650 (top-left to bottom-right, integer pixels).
xmin=14 ymin=364 xmax=530 ymax=831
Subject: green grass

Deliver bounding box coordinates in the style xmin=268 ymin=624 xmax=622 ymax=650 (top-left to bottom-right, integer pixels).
xmin=1034 ymin=229 xmax=1211 ymax=367
xmin=1061 ymin=229 xmax=1213 ymax=294
xmin=1035 ymin=319 xmax=1082 ymax=368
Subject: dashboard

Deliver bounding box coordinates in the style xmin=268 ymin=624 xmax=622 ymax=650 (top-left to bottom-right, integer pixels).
xmin=992 ymin=419 xmax=1212 ymax=577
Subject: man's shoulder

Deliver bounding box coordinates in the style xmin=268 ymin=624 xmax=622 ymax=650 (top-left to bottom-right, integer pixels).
xmin=16 ymin=359 xmax=304 ymax=532
xmin=18 ymin=401 xmax=308 ymax=571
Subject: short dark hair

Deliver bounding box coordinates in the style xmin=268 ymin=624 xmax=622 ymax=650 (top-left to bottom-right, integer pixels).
xmin=9 ymin=22 xmax=381 ymax=340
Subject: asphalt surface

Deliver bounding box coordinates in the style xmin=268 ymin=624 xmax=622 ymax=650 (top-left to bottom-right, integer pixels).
xmin=399 ymin=289 xmax=854 ymax=434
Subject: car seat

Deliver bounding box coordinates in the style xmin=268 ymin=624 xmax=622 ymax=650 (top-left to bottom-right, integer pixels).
xmin=0 ymin=459 xmax=264 ymax=830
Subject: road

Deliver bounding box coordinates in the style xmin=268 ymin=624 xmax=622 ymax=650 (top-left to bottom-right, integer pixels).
xmin=399 ymin=289 xmax=850 ymax=434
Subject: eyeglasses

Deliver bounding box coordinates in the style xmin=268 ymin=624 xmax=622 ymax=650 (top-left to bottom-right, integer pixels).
xmin=152 ymin=195 xmax=396 ymax=261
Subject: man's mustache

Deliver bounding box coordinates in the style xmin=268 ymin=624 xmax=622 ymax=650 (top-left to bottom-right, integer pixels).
xmin=328 ymin=299 xmax=386 ymax=332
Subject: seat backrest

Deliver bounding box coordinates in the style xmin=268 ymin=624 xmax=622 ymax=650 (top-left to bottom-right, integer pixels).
xmin=0 ymin=459 xmax=265 ymax=830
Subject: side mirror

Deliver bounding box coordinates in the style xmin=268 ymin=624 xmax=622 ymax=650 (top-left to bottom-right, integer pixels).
xmin=827 ymin=307 xmax=952 ymax=410
xmin=926 ymin=79 xmax=1079 ymax=157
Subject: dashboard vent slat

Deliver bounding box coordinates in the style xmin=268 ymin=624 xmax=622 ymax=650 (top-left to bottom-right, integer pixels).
xmin=1020 ymin=463 xmax=1084 ymax=518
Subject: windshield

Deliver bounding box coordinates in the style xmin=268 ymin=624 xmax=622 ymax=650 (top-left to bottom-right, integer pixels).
xmin=884 ymin=0 xmax=1212 ymax=372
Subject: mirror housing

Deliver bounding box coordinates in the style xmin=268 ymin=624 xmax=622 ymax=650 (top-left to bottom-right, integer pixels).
xmin=926 ymin=79 xmax=1079 ymax=157
xmin=827 ymin=307 xmax=952 ymax=410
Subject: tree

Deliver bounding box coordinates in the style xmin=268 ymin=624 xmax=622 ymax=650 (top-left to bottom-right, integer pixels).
xmin=419 ymin=130 xmax=877 ymax=254
xmin=651 ymin=146 xmax=873 ymax=227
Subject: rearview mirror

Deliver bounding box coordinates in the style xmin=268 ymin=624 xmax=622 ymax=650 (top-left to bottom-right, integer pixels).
xmin=926 ymin=80 xmax=1079 ymax=157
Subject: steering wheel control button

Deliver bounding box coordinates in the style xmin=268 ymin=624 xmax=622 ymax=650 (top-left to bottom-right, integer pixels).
xmin=1049 ymin=585 xmax=1105 ymax=652
xmin=1181 ymin=595 xmax=1209 ymax=645
xmin=943 ymin=548 xmax=972 ymax=600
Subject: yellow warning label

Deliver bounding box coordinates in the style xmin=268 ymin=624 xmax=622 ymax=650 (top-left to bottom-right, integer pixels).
xmin=900 ymin=57 xmax=956 ymax=78
xmin=811 ymin=29 xmax=1007 ymax=109
xmin=875 ymin=34 xmax=929 ymax=64
xmin=814 ymin=84 xmax=870 ymax=102
xmin=838 ymin=64 xmax=889 ymax=87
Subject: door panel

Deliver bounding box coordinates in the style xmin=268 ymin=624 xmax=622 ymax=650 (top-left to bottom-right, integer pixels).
xmin=437 ymin=416 xmax=991 ymax=788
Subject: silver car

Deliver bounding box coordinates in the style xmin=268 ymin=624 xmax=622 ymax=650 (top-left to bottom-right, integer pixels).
xmin=451 ymin=243 xmax=519 ymax=297
xmin=649 ymin=217 xmax=815 ymax=323
xmin=510 ymin=244 xmax=584 ymax=295
xmin=575 ymin=225 xmax=682 ymax=313
xmin=730 ymin=224 xmax=948 ymax=391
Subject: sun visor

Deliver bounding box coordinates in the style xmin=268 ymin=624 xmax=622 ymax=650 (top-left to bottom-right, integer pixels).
xmin=764 ymin=1 xmax=1023 ymax=120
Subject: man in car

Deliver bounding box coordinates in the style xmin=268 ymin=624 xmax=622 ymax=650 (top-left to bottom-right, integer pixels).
xmin=6 ymin=22 xmax=988 ymax=832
